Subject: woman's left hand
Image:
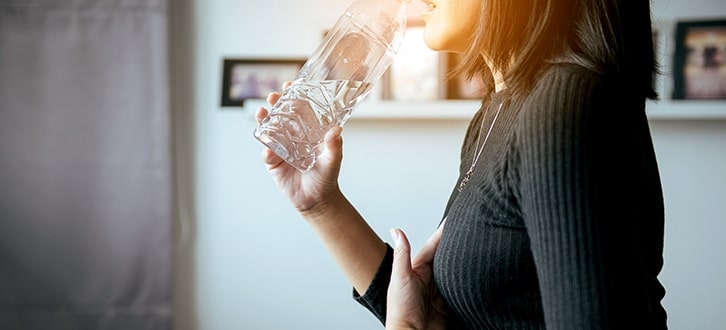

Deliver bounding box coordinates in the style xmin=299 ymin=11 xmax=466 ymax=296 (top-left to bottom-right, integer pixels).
xmin=385 ymin=223 xmax=448 ymax=330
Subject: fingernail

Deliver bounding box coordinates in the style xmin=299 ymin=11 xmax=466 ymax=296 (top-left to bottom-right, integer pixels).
xmin=389 ymin=228 xmax=400 ymax=248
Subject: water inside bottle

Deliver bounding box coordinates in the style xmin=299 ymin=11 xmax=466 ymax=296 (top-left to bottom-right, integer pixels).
xmin=254 ymin=79 xmax=373 ymax=172
xmin=254 ymin=4 xmax=404 ymax=172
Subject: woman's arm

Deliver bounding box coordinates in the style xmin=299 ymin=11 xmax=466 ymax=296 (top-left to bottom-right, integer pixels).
xmin=518 ymin=67 xmax=665 ymax=327
xmin=299 ymin=188 xmax=387 ymax=294
xmin=256 ymin=90 xmax=386 ymax=295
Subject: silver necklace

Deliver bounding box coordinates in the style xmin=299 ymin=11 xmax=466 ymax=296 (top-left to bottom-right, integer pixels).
xmin=457 ymin=102 xmax=503 ymax=192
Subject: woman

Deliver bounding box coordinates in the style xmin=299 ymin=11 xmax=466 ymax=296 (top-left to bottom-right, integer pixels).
xmin=256 ymin=0 xmax=667 ymax=328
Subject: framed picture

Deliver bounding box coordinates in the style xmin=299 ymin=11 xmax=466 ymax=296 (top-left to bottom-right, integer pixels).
xmin=672 ymin=19 xmax=726 ymax=100
xmin=220 ymin=59 xmax=305 ymax=106
xmin=382 ymin=23 xmax=446 ymax=101
xmin=445 ymin=52 xmax=486 ymax=100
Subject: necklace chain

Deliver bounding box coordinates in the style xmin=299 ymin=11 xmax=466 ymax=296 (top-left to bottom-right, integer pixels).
xmin=457 ymin=102 xmax=503 ymax=192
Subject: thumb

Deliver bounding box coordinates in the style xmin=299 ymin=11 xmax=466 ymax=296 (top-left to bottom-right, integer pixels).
xmin=390 ymin=228 xmax=412 ymax=281
xmin=320 ymin=126 xmax=343 ymax=163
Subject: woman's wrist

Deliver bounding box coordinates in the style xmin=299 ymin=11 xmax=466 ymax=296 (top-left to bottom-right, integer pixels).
xmin=386 ymin=325 xmax=418 ymax=330
xmin=298 ymin=188 xmax=347 ymax=221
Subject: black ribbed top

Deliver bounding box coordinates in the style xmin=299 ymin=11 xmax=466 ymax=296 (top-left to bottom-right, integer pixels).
xmin=354 ymin=64 xmax=667 ymax=329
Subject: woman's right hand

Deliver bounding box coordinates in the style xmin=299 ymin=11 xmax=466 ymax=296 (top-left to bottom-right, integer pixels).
xmin=255 ymin=87 xmax=345 ymax=213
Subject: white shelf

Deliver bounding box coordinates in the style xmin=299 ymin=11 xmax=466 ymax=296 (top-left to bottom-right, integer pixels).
xmin=350 ymin=100 xmax=725 ymax=121
xmin=352 ymin=100 xmax=480 ymax=120
xmin=646 ymin=101 xmax=726 ymax=120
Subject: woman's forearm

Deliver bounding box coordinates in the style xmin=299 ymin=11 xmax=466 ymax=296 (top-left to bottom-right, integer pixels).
xmin=300 ymin=190 xmax=387 ymax=295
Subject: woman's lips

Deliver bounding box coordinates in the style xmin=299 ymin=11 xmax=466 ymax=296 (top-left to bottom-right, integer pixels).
xmin=420 ymin=0 xmax=436 ymax=15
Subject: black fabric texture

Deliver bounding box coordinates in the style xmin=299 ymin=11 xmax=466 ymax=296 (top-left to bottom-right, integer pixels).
xmin=354 ymin=64 xmax=667 ymax=329
xmin=353 ymin=244 xmax=394 ymax=324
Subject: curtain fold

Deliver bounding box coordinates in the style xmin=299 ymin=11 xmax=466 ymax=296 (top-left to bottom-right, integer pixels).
xmin=0 ymin=1 xmax=172 ymax=329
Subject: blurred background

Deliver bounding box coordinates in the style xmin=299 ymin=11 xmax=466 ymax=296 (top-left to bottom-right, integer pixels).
xmin=1 ymin=0 xmax=725 ymax=329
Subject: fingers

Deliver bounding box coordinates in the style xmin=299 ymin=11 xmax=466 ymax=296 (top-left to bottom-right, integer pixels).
xmin=412 ymin=221 xmax=445 ymax=267
xmin=265 ymin=81 xmax=291 ymax=106
xmin=258 ymin=81 xmax=295 ymax=171
xmin=259 ymin=80 xmax=292 ymax=124
xmin=324 ymin=126 xmax=342 ymax=145
xmin=255 ymin=107 xmax=269 ymax=125
xmin=266 ymin=92 xmax=281 ymax=106
xmin=322 ymin=126 xmax=343 ymax=161
xmin=261 ymin=147 xmax=284 ymax=169
xmin=256 ymin=107 xmax=278 ymax=167
xmin=390 ymin=228 xmax=413 ymax=280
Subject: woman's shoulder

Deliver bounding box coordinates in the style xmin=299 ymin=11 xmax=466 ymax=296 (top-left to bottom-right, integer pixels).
xmin=520 ymin=63 xmax=627 ymax=115
xmin=530 ymin=63 xmax=611 ymax=101
xmin=513 ymin=63 xmax=635 ymax=135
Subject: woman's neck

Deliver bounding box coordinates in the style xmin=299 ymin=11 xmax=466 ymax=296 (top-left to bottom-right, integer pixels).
xmin=482 ymin=53 xmax=507 ymax=93
xmin=492 ymin=71 xmax=506 ymax=93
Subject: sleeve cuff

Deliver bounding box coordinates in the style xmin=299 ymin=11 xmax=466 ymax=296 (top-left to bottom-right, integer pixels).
xmin=352 ymin=243 xmax=394 ymax=325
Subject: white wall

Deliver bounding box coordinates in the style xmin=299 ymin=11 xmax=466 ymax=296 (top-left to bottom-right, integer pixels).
xmin=171 ymin=1 xmax=726 ymax=329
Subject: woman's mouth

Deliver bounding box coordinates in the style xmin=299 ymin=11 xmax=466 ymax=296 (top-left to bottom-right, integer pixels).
xmin=421 ymin=0 xmax=436 ymax=14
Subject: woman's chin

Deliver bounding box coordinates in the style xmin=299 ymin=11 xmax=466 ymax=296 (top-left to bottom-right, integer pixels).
xmin=422 ymin=35 xmax=453 ymax=53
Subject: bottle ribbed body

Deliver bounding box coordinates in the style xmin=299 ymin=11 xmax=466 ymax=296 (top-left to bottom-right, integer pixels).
xmin=254 ymin=0 xmax=409 ymax=172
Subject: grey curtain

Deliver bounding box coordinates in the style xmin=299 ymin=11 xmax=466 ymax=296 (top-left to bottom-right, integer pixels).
xmin=0 ymin=1 xmax=172 ymax=329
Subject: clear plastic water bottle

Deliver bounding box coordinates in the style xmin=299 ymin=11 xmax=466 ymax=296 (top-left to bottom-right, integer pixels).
xmin=254 ymin=0 xmax=411 ymax=172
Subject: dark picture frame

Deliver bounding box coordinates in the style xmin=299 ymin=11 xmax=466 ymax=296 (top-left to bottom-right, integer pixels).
xmin=672 ymin=19 xmax=726 ymax=100
xmin=220 ymin=59 xmax=305 ymax=107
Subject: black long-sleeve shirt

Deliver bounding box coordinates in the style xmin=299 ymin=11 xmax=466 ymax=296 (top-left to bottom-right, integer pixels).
xmin=354 ymin=64 xmax=667 ymax=329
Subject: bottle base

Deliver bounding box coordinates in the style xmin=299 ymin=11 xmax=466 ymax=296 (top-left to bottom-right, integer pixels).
xmin=253 ymin=128 xmax=316 ymax=172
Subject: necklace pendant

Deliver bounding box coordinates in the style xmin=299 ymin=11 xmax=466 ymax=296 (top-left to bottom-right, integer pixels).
xmin=457 ymin=172 xmax=471 ymax=192
xmin=457 ymin=101 xmax=503 ymax=193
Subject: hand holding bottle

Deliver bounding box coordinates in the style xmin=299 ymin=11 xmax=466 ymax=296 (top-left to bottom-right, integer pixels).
xmin=256 ymin=86 xmax=346 ymax=213
xmin=257 ymin=86 xmax=389 ymax=298
xmin=253 ymin=0 xmax=410 ymax=172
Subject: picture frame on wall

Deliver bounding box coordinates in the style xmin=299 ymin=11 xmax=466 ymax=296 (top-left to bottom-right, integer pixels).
xmin=220 ymin=59 xmax=305 ymax=107
xmin=672 ymin=19 xmax=726 ymax=100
